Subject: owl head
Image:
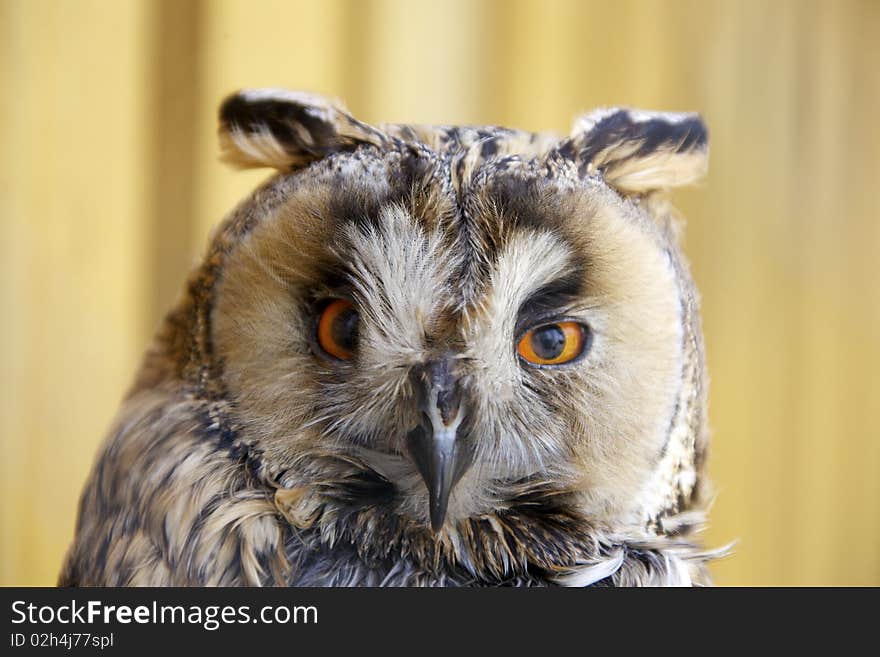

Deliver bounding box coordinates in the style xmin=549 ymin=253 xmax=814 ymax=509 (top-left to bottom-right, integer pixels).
xmin=153 ymin=89 xmax=711 ymax=573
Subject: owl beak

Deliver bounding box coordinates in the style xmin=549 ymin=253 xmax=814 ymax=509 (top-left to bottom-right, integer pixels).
xmin=406 ymin=360 xmax=472 ymax=532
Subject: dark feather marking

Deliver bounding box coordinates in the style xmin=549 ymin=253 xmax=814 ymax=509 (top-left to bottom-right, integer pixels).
xmin=326 ymin=151 xmax=437 ymax=237
xmin=576 ymin=111 xmax=707 ymax=179
xmin=220 ymin=95 xmax=341 ymax=159
xmin=479 ymin=138 xmax=498 ymax=158
xmin=555 ymin=139 xmax=577 ymax=161
xmin=514 ymin=273 xmax=586 ymax=336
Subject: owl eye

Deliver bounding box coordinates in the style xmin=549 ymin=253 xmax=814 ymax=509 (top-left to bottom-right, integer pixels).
xmin=517 ymin=321 xmax=590 ymax=366
xmin=316 ymin=299 xmax=360 ymax=360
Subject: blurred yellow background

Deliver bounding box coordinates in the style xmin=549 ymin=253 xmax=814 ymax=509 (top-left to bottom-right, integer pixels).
xmin=1 ymin=0 xmax=878 ymax=586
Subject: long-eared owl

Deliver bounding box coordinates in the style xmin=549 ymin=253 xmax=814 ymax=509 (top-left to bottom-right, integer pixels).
xmin=61 ymin=89 xmax=721 ymax=586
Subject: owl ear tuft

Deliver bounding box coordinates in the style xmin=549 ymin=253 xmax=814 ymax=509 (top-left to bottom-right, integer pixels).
xmin=563 ymin=108 xmax=709 ymax=194
xmin=218 ymin=89 xmax=387 ymax=171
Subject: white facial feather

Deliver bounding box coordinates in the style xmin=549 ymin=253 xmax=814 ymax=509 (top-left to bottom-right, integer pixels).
xmin=341 ymin=205 xmax=457 ymax=365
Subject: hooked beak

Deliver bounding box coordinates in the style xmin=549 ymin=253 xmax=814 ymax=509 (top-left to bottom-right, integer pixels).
xmin=405 ymin=359 xmax=472 ymax=532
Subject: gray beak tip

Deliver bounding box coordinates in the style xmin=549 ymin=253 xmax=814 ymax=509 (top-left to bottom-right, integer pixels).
xmin=428 ymin=479 xmax=454 ymax=532
xmin=429 ymin=505 xmax=446 ymax=533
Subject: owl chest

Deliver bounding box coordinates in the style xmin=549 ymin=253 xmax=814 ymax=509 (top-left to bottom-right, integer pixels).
xmin=282 ymin=535 xmax=554 ymax=587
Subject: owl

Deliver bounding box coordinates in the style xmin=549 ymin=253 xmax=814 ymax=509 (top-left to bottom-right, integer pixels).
xmin=60 ymin=89 xmax=721 ymax=587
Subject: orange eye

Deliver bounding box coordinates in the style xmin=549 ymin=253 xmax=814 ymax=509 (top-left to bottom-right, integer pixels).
xmin=316 ymin=299 xmax=359 ymax=360
xmin=517 ymin=321 xmax=589 ymax=366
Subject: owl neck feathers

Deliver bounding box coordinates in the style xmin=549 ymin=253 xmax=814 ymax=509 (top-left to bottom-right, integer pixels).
xmin=270 ymin=454 xmax=720 ymax=586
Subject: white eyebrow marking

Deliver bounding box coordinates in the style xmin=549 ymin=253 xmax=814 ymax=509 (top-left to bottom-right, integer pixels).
xmin=340 ymin=204 xmax=457 ymax=362
xmin=465 ymin=229 xmax=572 ymax=363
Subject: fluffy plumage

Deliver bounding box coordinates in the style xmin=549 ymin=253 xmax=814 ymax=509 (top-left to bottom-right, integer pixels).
xmin=60 ymin=89 xmax=722 ymax=587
